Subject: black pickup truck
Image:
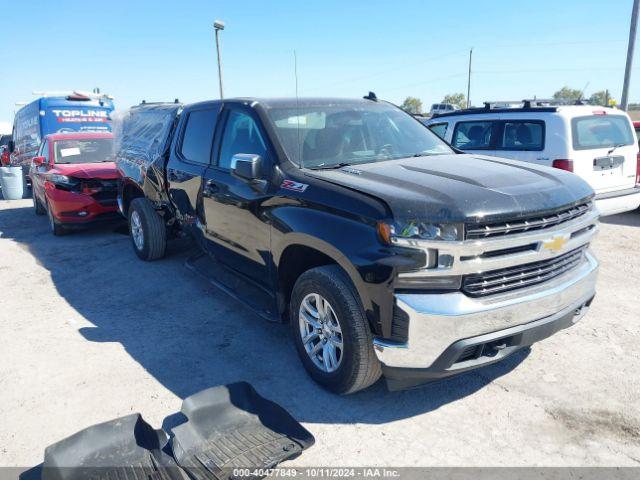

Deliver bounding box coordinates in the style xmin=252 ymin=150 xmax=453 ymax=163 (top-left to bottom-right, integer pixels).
xmin=115 ymin=96 xmax=599 ymax=393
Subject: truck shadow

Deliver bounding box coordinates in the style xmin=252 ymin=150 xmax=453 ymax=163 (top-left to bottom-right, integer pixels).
xmin=0 ymin=202 xmax=528 ymax=425
xmin=600 ymin=210 xmax=640 ymax=227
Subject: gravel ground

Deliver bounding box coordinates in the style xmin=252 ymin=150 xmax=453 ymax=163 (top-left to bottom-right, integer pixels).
xmin=0 ymin=198 xmax=639 ymax=470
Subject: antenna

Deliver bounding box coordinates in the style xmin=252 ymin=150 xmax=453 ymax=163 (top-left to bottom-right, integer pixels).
xmin=294 ymin=50 xmax=302 ymax=169
xmin=579 ymin=81 xmax=590 ymax=101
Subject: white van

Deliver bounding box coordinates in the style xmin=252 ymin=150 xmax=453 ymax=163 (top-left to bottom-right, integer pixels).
xmin=424 ymin=102 xmax=640 ymax=216
xmin=429 ymin=103 xmax=460 ymax=116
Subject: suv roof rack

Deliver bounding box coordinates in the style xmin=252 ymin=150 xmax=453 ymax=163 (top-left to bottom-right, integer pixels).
xmin=432 ymin=98 xmax=591 ymax=118
xmin=139 ymin=99 xmax=181 ymax=105
xmin=33 ymin=90 xmax=114 ymax=101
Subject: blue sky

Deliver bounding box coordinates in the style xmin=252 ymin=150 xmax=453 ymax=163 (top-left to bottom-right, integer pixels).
xmin=1 ymin=0 xmax=638 ymax=123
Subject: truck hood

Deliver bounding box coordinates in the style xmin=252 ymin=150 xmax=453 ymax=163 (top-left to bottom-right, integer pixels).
xmin=304 ymin=154 xmax=594 ymax=223
xmin=51 ymin=162 xmax=120 ymax=180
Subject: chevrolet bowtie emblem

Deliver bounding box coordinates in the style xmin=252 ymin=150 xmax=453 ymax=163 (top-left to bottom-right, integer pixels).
xmin=542 ymin=235 xmax=569 ymax=253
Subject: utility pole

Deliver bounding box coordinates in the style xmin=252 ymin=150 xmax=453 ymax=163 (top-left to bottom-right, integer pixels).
xmin=466 ymin=48 xmax=473 ymax=109
xmin=213 ymin=20 xmax=225 ymax=99
xmin=621 ymin=0 xmax=639 ymax=110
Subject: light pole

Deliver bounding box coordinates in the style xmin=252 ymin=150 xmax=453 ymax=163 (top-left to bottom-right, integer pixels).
xmin=214 ymin=20 xmax=225 ymax=99
xmin=621 ymin=0 xmax=639 ymax=110
xmin=466 ymin=48 xmax=473 ymax=109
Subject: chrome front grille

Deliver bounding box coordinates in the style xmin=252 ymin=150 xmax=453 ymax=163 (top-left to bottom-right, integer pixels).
xmin=462 ymin=247 xmax=587 ymax=297
xmin=466 ymin=203 xmax=592 ymax=239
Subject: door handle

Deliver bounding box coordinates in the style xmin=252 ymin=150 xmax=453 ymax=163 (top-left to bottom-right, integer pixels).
xmin=168 ymin=169 xmax=191 ymax=182
xmin=202 ymin=180 xmax=219 ymax=197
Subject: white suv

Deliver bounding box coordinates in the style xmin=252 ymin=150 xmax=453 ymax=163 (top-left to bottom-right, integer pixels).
xmin=423 ymin=101 xmax=640 ymax=216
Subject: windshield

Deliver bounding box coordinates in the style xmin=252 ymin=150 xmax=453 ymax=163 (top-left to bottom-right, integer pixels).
xmin=264 ymin=102 xmax=453 ymax=168
xmin=571 ymin=115 xmax=634 ymax=150
xmin=53 ymin=138 xmax=114 ymax=164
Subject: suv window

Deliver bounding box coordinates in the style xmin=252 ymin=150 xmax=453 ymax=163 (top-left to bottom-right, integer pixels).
xmin=500 ymin=121 xmax=544 ymax=151
xmin=218 ymin=110 xmax=267 ymax=170
xmin=452 ymin=121 xmax=494 ymax=149
xmin=180 ymin=109 xmax=219 ymax=164
xmin=428 ymin=122 xmax=448 ymax=139
xmin=571 ymin=115 xmax=634 ymax=150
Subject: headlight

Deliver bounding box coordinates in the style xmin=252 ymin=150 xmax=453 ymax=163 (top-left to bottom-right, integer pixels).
xmin=46 ymin=174 xmax=80 ymax=190
xmin=391 ymin=221 xmax=462 ymax=242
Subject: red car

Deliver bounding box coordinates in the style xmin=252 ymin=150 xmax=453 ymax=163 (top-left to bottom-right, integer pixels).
xmin=29 ymin=132 xmax=121 ymax=235
xmin=634 ymin=121 xmax=640 ymax=146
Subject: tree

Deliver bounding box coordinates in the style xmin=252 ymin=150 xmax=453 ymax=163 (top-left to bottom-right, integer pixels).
xmin=442 ymin=93 xmax=466 ymax=109
xmin=400 ymin=96 xmax=423 ymax=114
xmin=552 ymin=86 xmax=583 ymax=103
xmin=589 ymin=90 xmax=615 ymax=106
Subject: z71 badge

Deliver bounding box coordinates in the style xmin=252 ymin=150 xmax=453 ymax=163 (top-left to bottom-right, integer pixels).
xmin=281 ymin=180 xmax=309 ymax=192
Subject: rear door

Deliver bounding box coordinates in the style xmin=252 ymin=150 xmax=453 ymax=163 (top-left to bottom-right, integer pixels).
xmin=201 ymin=104 xmax=273 ymax=286
xmin=569 ymin=113 xmax=637 ymax=194
xmin=166 ymin=104 xmax=221 ymax=247
xmin=450 ymin=119 xmax=499 ymax=157
xmin=494 ymin=119 xmax=546 ymax=163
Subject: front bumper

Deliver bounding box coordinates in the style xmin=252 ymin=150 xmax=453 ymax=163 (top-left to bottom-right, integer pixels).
xmin=595 ymin=186 xmax=640 ymax=216
xmin=373 ymin=251 xmax=598 ymax=390
xmin=46 ymin=187 xmax=119 ymax=224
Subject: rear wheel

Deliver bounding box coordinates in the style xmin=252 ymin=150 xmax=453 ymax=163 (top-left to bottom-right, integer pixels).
xmin=32 ymin=188 xmax=45 ymax=215
xmin=290 ymin=265 xmax=381 ymax=394
xmin=128 ymin=198 xmax=166 ymax=261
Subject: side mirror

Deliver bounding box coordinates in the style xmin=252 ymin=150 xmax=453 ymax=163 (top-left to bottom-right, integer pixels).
xmin=33 ymin=156 xmax=45 ymax=166
xmin=231 ymin=154 xmax=262 ymax=182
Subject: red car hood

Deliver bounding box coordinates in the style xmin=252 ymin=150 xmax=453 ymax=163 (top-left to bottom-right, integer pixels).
xmin=51 ymin=162 xmax=120 ymax=180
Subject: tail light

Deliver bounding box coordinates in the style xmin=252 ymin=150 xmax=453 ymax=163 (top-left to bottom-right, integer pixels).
xmin=0 ymin=150 xmax=10 ymax=166
xmin=552 ymin=159 xmax=574 ymax=172
xmin=636 ymin=152 xmax=640 ymax=185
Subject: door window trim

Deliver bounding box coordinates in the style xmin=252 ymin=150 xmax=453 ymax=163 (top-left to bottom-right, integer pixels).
xmin=175 ymin=105 xmax=222 ymax=167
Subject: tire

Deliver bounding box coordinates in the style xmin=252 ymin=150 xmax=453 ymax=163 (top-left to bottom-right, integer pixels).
xmin=46 ymin=203 xmax=66 ymax=236
xmin=33 ymin=188 xmax=45 ymax=215
xmin=290 ymin=265 xmax=381 ymax=394
xmin=128 ymin=197 xmax=166 ymax=261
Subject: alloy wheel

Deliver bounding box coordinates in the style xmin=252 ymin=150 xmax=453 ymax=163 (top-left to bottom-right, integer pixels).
xmin=298 ymin=293 xmax=344 ymax=373
xmin=130 ymin=210 xmax=144 ymax=251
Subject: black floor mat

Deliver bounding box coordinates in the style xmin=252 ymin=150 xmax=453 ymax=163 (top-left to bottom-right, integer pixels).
xmin=41 ymin=413 xmax=186 ymax=480
xmin=171 ymin=382 xmax=314 ymax=479
xmin=29 ymin=383 xmax=313 ymax=480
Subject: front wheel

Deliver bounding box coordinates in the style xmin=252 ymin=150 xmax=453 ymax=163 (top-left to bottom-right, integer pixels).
xmin=128 ymin=198 xmax=167 ymax=261
xmin=47 ymin=203 xmax=66 ymax=236
xmin=33 ymin=187 xmax=45 ymax=215
xmin=290 ymin=265 xmax=381 ymax=394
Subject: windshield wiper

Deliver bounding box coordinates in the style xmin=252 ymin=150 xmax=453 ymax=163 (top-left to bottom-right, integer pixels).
xmin=607 ymin=143 xmax=626 ymax=155
xmin=309 ymin=162 xmax=355 ymax=170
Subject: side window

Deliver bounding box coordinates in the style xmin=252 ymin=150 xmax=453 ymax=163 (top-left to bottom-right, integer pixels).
xmin=500 ymin=121 xmax=544 ymax=151
xmin=452 ymin=121 xmax=494 ymax=150
xmin=428 ymin=123 xmax=448 ymax=139
xmin=39 ymin=141 xmax=50 ymax=163
xmin=179 ymin=109 xmax=219 ymax=164
xmin=218 ymin=110 xmax=267 ymax=170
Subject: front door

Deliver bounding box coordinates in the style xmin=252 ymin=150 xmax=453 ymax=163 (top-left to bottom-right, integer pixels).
xmin=166 ymin=105 xmax=221 ymax=248
xmin=201 ymin=105 xmax=273 ymax=287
